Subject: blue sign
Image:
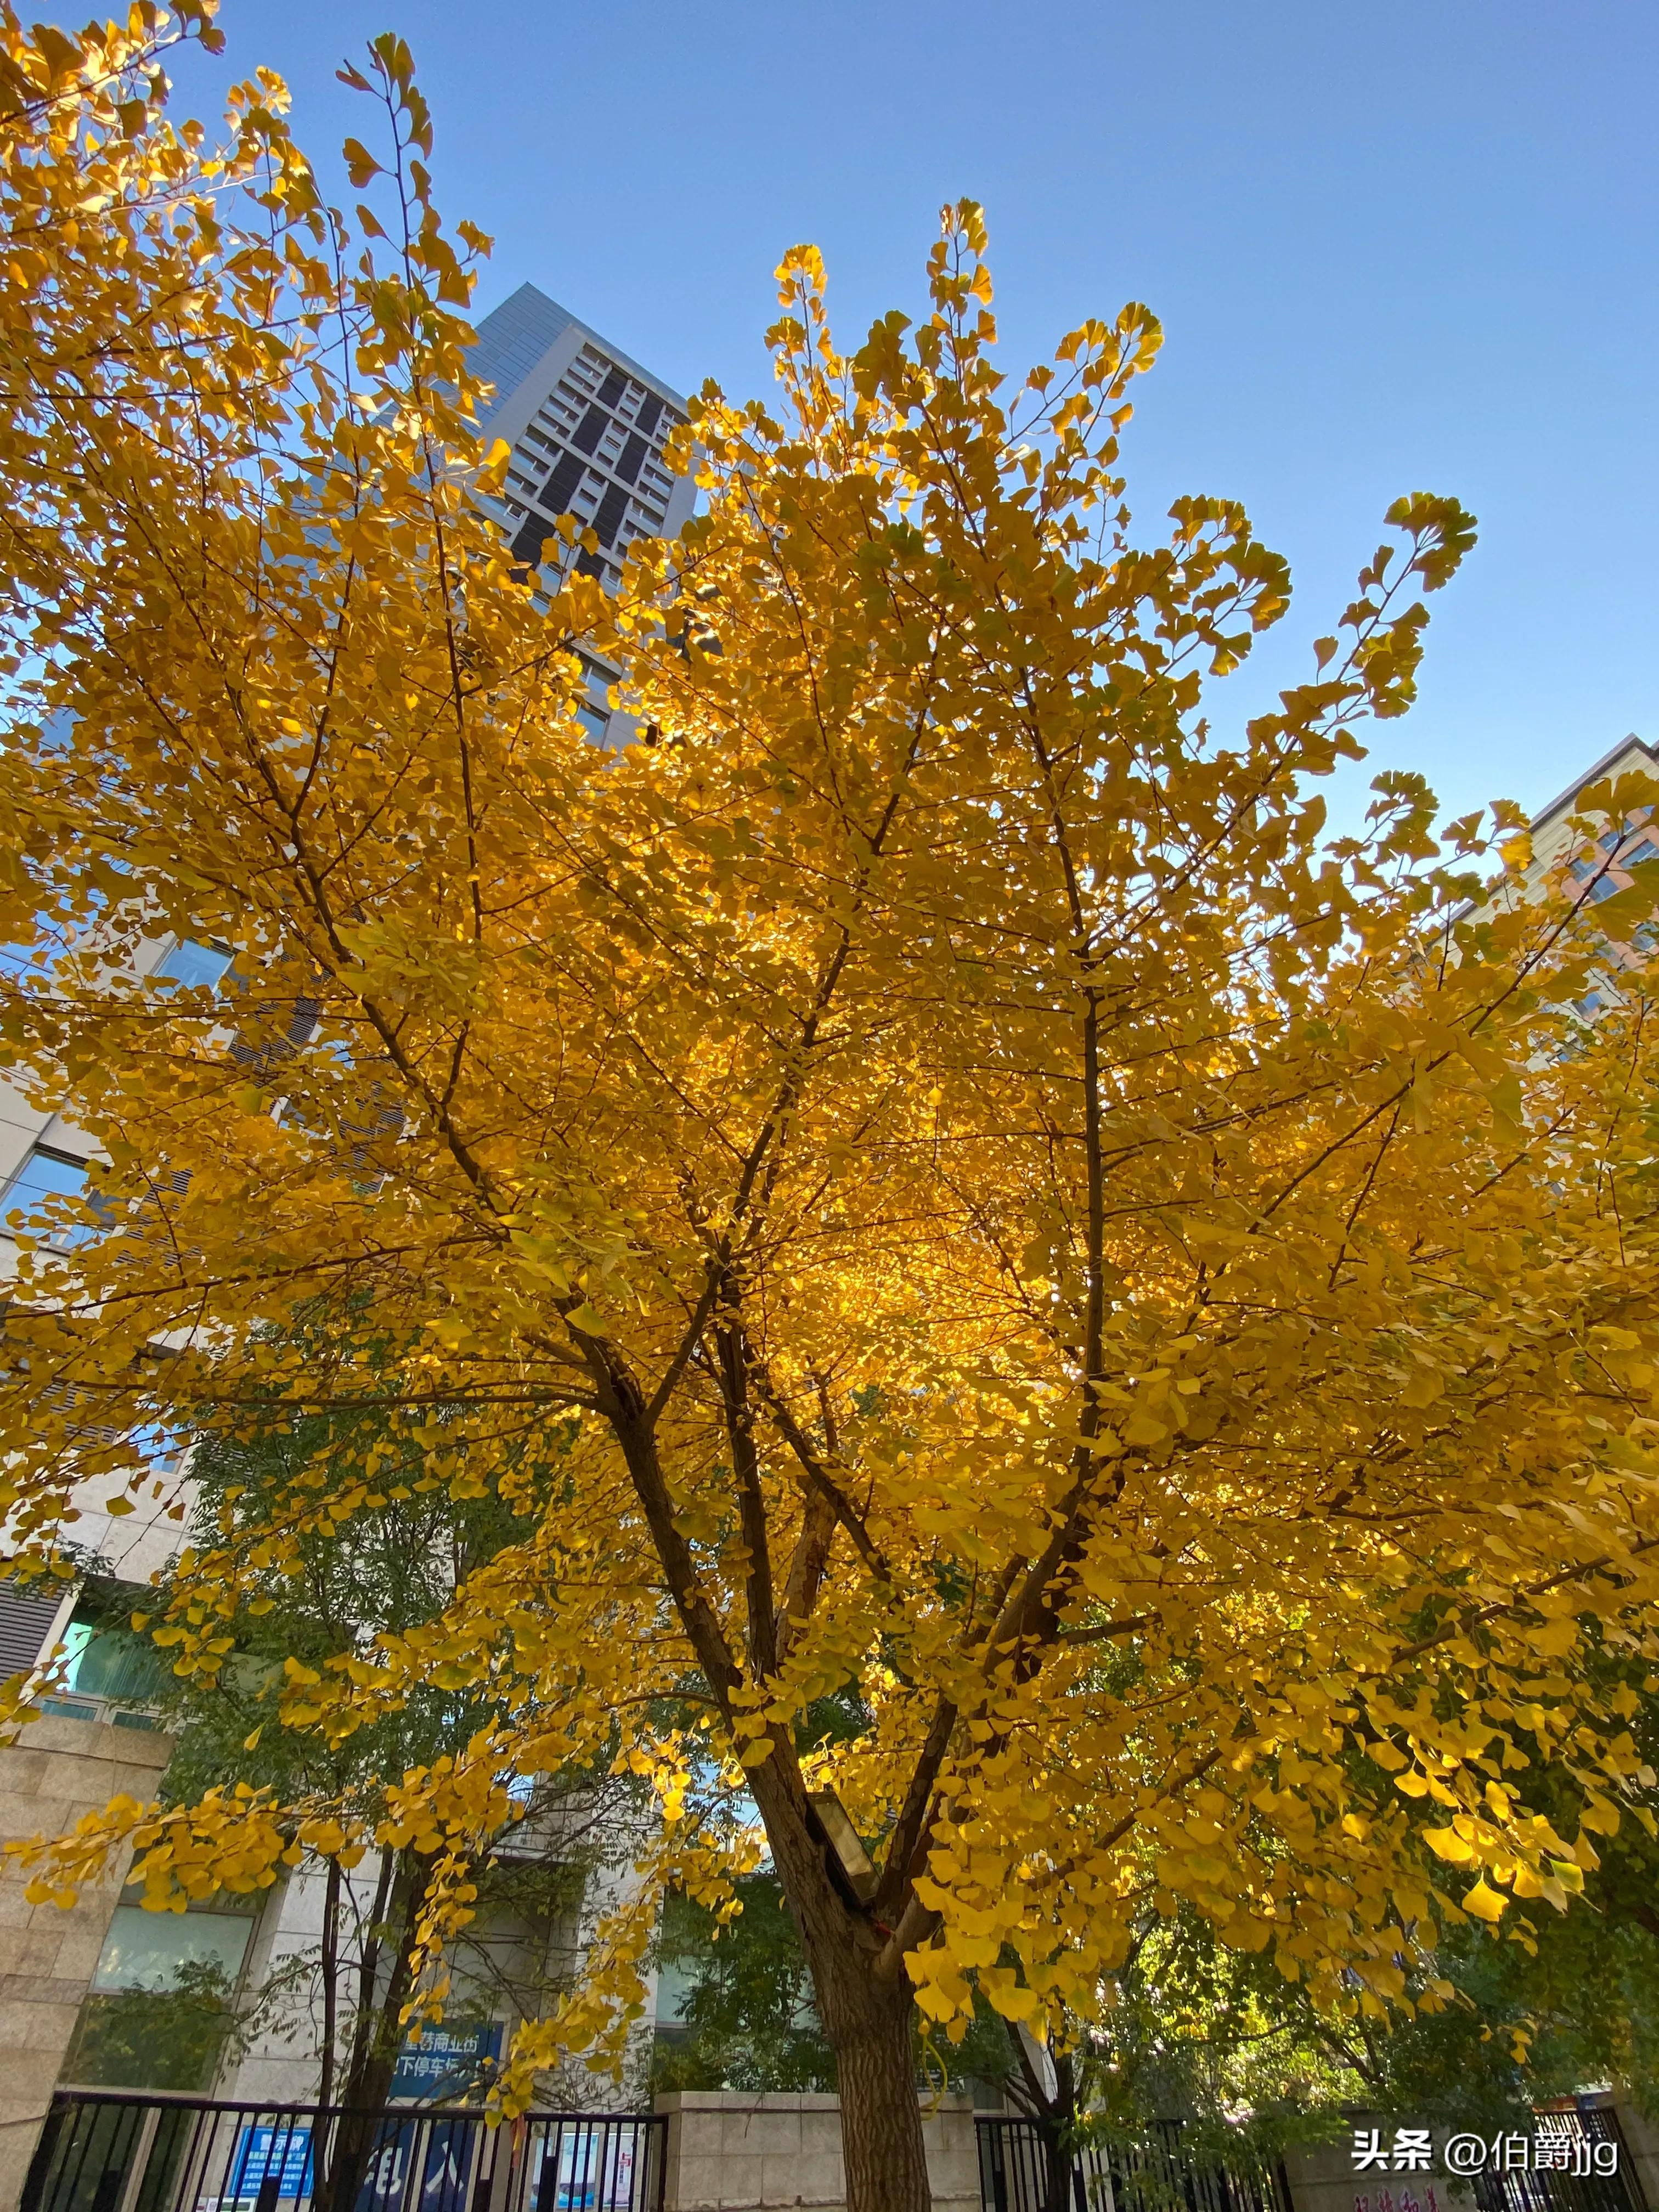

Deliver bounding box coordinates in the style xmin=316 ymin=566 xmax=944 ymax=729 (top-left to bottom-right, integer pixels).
xmin=356 ymin=2118 xmax=479 ymax=2212
xmin=228 ymin=2125 xmax=314 ymax=2203
xmin=390 ymin=2018 xmax=504 ymax=2101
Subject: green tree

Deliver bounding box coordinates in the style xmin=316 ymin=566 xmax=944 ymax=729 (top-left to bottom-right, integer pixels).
xmin=653 ymin=1872 xmax=837 ymax=2095
xmin=142 ymin=1386 xmax=603 ymax=2206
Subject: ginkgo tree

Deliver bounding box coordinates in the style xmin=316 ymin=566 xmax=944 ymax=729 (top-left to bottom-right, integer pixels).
xmin=3 ymin=12 xmax=1659 ymax=2210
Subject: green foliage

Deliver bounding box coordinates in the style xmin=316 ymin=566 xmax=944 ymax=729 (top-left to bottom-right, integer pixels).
xmin=151 ymin=1393 xmax=554 ymax=1810
xmin=652 ymin=1875 xmax=836 ymax=2094
xmin=61 ymin=1960 xmax=232 ymax=2092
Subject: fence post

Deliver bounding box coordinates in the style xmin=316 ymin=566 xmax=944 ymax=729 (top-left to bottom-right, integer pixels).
xmin=115 ymin=2106 xmax=161 ymax=2212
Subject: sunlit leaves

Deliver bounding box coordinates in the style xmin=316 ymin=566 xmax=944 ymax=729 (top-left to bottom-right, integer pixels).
xmin=0 ymin=55 xmax=1654 ymax=2135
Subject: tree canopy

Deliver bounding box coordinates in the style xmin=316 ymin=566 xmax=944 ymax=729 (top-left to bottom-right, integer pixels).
xmin=2 ymin=13 xmax=1658 ymax=2208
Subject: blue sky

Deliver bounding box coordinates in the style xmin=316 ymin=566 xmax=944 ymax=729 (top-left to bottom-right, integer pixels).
xmin=174 ymin=2 xmax=1657 ymax=831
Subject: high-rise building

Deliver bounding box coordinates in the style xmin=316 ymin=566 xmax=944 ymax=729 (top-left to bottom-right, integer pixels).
xmin=470 ymin=283 xmax=695 ymax=653
xmin=462 ymin=283 xmax=697 ymax=745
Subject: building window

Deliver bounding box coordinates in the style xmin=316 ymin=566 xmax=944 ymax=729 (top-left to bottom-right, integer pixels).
xmin=593 ymin=485 xmax=629 ymax=549
xmin=510 ymin=511 xmax=559 ymax=567
xmin=58 ymin=1577 xmax=169 ymax=1706
xmin=571 ymin=403 xmax=608 ymax=455
xmin=1 ymin=1143 xmax=96 ymax=1248
xmin=153 ymin=939 xmax=233 ymax=991
xmin=541 ymin=450 xmax=588 ymax=515
xmin=61 ymin=1889 xmax=260 ymax=2092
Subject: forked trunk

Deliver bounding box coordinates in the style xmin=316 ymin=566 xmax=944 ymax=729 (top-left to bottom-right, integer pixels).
xmin=746 ymin=1769 xmax=933 ymax=2212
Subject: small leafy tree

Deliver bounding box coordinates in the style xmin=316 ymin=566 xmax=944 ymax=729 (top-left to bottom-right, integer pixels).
xmin=653 ymin=1872 xmax=836 ymax=2095
xmin=133 ymin=1384 xmax=610 ymax=2208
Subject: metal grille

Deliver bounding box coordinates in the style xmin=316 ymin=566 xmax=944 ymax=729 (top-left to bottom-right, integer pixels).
xmin=21 ymin=2090 xmax=668 ymax=2212
xmin=1473 ymin=2106 xmax=1647 ymax=2212
xmin=0 ymin=1581 xmax=63 ymax=1675
xmin=976 ymin=2115 xmax=1295 ymax=2212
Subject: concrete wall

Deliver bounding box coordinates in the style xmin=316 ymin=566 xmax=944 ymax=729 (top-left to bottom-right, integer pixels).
xmin=1611 ymin=2101 xmax=1659 ymax=2211
xmin=654 ymin=2090 xmax=979 ymax=2212
xmin=0 ymin=1710 xmax=171 ymax=2210
xmin=1283 ymin=2119 xmax=1480 ymax=2212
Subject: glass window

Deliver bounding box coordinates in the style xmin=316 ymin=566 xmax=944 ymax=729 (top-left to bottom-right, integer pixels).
xmin=92 ymin=1903 xmax=254 ymax=1993
xmin=153 ymin=939 xmax=232 ymax=991
xmin=1 ymin=1144 xmax=95 ymax=1248
xmin=61 ymin=1581 xmax=170 ymax=1706
xmin=575 ymin=703 xmax=610 ymax=743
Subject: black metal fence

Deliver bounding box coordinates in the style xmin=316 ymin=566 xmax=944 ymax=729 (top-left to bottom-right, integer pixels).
xmin=21 ymin=2090 xmax=667 ymax=2212
xmin=976 ymin=2114 xmax=1296 ymax=2212
xmin=1472 ymin=2104 xmax=1646 ymax=2212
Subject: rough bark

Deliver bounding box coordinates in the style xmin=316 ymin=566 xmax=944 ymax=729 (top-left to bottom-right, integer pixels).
xmin=833 ymin=1979 xmax=933 ymax=2212
xmin=749 ymin=1759 xmax=933 ymax=2212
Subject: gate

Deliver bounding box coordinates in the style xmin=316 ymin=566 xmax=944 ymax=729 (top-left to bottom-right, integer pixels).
xmin=20 ymin=2090 xmax=668 ymax=2212
xmin=975 ymin=2114 xmax=1295 ymax=2212
xmin=1472 ymin=2104 xmax=1647 ymax=2212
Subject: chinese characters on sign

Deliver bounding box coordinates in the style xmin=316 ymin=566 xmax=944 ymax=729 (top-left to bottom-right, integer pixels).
xmin=390 ymin=2020 xmax=505 ymax=2101
xmin=1353 ymin=2131 xmax=1434 ymax=2171
xmin=1351 ymin=2189 xmax=1439 ymax=2212
xmin=1350 ymin=2128 xmax=1620 ymax=2180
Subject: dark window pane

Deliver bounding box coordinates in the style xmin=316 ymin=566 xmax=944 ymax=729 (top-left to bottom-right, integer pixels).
xmin=542 ymin=450 xmax=588 ymax=514
xmin=594 ymin=486 xmax=629 ymax=548
xmin=571 ymin=404 xmax=608 ymax=455
xmin=510 ymin=512 xmax=558 ymax=566
xmin=574 ymin=547 xmax=609 ymax=581
xmin=596 ymin=366 xmax=627 ymax=409
xmin=615 ymin=433 xmax=648 ymax=486
xmin=634 ymin=393 xmax=663 ymax=439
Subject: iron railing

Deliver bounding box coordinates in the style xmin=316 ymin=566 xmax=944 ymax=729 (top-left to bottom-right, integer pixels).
xmin=1472 ymin=2104 xmax=1647 ymax=2212
xmin=976 ymin=2114 xmax=1295 ymax=2212
xmin=20 ymin=2089 xmax=667 ymax=2212
xmin=977 ymin=2115 xmax=1101 ymax=2211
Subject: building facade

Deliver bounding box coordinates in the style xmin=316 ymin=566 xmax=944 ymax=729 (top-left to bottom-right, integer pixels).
xmin=468 ymin=282 xmax=697 ymax=747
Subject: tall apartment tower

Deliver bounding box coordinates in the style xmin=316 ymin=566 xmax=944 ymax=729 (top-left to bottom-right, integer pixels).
xmin=471 ymin=284 xmax=693 ymax=621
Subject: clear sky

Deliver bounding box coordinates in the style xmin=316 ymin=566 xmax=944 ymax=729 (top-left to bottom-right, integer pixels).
xmin=171 ymin=1 xmax=1657 ymax=831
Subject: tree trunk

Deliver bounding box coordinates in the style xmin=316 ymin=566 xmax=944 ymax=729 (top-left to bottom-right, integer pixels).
xmin=318 ymin=1855 xmax=341 ymax=2112
xmin=1039 ymin=2047 xmax=1077 ymax=2212
xmin=321 ymin=1850 xmax=427 ymax=2212
xmin=749 ymin=1770 xmax=932 ymax=2212
xmin=603 ymin=1393 xmax=934 ymax=2209
xmin=833 ymin=1974 xmax=933 ymax=2212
